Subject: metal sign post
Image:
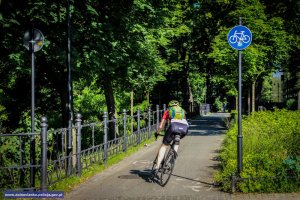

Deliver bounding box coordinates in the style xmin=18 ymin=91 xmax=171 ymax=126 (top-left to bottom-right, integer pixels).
xmin=227 ymin=17 xmax=252 ymax=175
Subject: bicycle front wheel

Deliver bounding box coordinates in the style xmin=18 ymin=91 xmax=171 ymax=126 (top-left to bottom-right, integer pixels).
xmin=160 ymin=150 xmax=175 ymax=187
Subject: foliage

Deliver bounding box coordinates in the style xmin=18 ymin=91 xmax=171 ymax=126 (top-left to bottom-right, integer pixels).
xmin=215 ymin=110 xmax=300 ymax=192
xmin=0 ymin=0 xmax=298 ymax=132
xmin=0 ymin=0 xmax=299 ymax=192
xmin=286 ymin=99 xmax=297 ymax=110
xmin=189 ymin=72 xmax=205 ymax=104
xmin=0 ymin=133 xmax=41 ymax=189
xmin=260 ymin=75 xmax=272 ymax=103
xmin=73 ymin=79 xmax=107 ymax=123
xmin=0 ymin=89 xmax=8 ymax=132
xmin=208 ymin=0 xmax=292 ymax=109
xmin=213 ymin=97 xmax=224 ymax=112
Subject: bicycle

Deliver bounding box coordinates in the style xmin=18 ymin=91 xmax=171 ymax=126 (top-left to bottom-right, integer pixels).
xmin=150 ymin=132 xmax=180 ymax=187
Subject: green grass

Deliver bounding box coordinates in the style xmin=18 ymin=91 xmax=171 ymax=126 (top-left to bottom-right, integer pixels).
xmin=215 ymin=109 xmax=300 ymax=193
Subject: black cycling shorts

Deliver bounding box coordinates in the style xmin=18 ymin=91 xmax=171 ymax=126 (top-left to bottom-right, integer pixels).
xmin=162 ymin=122 xmax=189 ymax=145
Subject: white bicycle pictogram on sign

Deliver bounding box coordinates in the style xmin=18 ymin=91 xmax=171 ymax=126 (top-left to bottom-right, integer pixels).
xmin=229 ymin=30 xmax=251 ymax=46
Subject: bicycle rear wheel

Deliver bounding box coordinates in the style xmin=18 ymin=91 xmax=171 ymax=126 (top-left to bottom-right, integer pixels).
xmin=160 ymin=150 xmax=175 ymax=187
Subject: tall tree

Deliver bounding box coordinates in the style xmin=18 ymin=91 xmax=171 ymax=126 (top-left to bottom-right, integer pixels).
xmin=209 ymin=0 xmax=291 ymax=112
xmin=262 ymin=0 xmax=300 ymax=109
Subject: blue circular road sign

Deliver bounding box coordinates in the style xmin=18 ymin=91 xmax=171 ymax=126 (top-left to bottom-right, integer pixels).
xmin=227 ymin=25 xmax=252 ymax=50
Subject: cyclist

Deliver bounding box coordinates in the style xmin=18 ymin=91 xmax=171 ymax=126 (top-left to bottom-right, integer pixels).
xmin=153 ymin=100 xmax=189 ymax=174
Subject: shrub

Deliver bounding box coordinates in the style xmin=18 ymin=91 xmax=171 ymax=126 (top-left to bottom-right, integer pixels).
xmin=215 ymin=109 xmax=300 ymax=192
xmin=213 ymin=97 xmax=223 ymax=112
xmin=286 ymin=99 xmax=297 ymax=110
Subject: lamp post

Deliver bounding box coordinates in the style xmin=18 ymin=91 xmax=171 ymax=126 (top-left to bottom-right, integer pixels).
xmin=24 ymin=25 xmax=44 ymax=188
xmin=66 ymin=0 xmax=74 ymax=175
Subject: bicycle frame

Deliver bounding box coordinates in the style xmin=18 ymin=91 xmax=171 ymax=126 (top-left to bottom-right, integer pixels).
xmin=151 ymin=134 xmax=180 ymax=186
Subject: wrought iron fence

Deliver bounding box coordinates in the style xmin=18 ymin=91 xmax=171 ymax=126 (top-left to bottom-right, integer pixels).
xmin=0 ymin=118 xmax=48 ymax=191
xmin=0 ymin=105 xmax=165 ymax=192
xmin=0 ymin=132 xmax=41 ymax=191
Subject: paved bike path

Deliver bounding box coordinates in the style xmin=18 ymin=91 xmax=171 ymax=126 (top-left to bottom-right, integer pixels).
xmin=63 ymin=113 xmax=299 ymax=200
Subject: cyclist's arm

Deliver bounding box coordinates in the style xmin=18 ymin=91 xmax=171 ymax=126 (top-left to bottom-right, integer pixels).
xmin=158 ymin=110 xmax=169 ymax=132
xmin=158 ymin=118 xmax=167 ymax=132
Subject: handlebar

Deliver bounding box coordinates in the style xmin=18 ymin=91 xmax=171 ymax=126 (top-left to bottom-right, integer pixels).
xmin=154 ymin=131 xmax=164 ymax=140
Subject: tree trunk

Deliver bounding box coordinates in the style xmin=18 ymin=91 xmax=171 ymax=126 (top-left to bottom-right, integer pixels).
xmin=182 ymin=74 xmax=191 ymax=112
xmin=102 ymin=75 xmax=117 ymax=141
xmin=61 ymin=94 xmax=68 ymax=127
xmin=247 ymin=88 xmax=251 ymax=115
xmin=235 ymin=96 xmax=238 ymax=111
xmin=181 ymin=50 xmax=191 ymax=112
xmin=298 ymin=90 xmax=300 ymax=110
xmin=189 ymin=81 xmax=193 ymax=113
xmin=252 ymin=82 xmax=255 ymax=112
xmin=146 ymin=91 xmax=150 ymax=106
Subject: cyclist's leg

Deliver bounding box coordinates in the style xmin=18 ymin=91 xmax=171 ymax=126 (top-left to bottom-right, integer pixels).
xmin=174 ymin=143 xmax=179 ymax=152
xmin=155 ymin=143 xmax=168 ymax=170
xmin=172 ymin=123 xmax=189 ymax=153
xmin=155 ymin=128 xmax=174 ymax=170
xmin=173 ymin=134 xmax=180 ymax=152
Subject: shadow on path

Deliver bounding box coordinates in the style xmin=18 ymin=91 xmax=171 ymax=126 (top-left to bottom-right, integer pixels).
xmin=126 ymin=169 xmax=153 ymax=183
xmin=188 ymin=113 xmax=229 ymax=136
xmin=171 ymin=174 xmax=215 ymax=186
xmin=126 ymin=169 xmax=216 ymax=188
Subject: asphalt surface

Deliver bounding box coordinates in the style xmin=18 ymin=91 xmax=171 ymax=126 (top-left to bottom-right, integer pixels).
xmin=63 ymin=113 xmax=299 ymax=200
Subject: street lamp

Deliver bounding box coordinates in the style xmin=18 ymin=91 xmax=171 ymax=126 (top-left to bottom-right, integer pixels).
xmin=24 ymin=26 xmax=44 ymax=188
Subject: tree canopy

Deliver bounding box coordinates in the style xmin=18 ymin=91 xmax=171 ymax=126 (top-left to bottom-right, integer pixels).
xmin=0 ymin=0 xmax=299 ymax=133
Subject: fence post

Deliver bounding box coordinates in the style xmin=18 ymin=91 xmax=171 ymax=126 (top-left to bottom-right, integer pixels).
xmin=156 ymin=105 xmax=159 ymax=128
xmin=137 ymin=108 xmax=141 ymax=144
xmin=76 ymin=114 xmax=82 ymax=176
xmin=148 ymin=107 xmax=151 ymax=139
xmin=163 ymin=104 xmax=166 ymax=111
xmin=67 ymin=125 xmax=72 ymax=176
xmin=123 ymin=109 xmax=127 ymax=152
xmin=103 ymin=112 xmax=108 ymax=164
xmin=40 ymin=116 xmax=48 ymax=191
